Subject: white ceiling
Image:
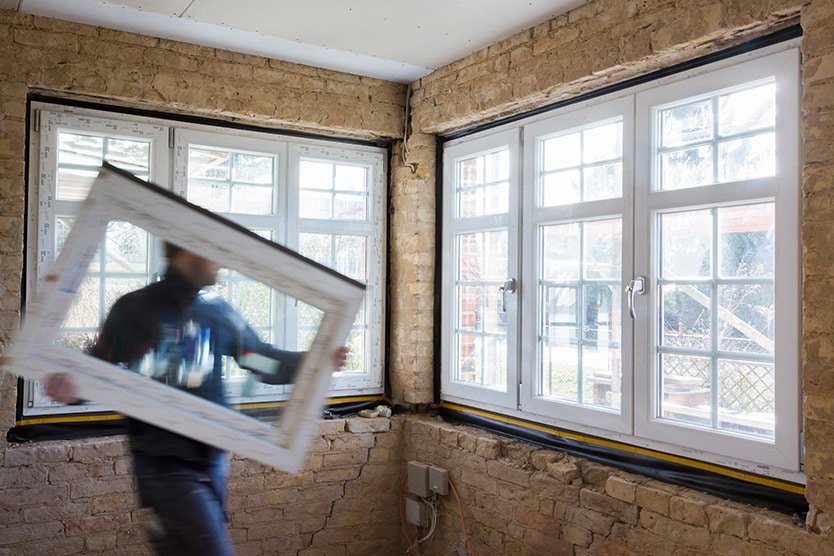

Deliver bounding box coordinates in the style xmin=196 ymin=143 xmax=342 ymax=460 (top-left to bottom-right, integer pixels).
xmin=15 ymin=0 xmax=586 ymax=82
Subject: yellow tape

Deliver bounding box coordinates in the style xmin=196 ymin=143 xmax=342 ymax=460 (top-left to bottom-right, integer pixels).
xmin=15 ymin=395 xmax=388 ymax=427
xmin=440 ymin=401 xmax=804 ymax=495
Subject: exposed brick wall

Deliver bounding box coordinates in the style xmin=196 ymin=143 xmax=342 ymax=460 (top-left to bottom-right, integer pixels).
xmin=409 ymin=0 xmax=804 ymax=135
xmin=0 ymin=9 xmax=407 ymax=553
xmin=0 ymin=416 xmax=404 ymax=554
xmin=389 ymin=132 xmax=436 ymax=405
xmin=799 ymin=0 xmax=834 ymax=525
xmin=404 ymin=416 xmax=831 ymax=554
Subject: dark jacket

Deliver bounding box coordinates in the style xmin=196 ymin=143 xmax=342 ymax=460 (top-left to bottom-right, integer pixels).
xmin=91 ymin=267 xmax=303 ymax=465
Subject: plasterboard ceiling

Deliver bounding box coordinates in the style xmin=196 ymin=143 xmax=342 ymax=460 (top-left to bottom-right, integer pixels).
xmin=17 ymin=0 xmax=586 ymax=82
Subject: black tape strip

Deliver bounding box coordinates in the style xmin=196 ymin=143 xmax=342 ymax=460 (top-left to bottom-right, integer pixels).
xmin=439 ymin=406 xmax=807 ymax=516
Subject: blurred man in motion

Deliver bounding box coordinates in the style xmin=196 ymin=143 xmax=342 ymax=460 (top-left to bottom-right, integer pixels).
xmin=46 ymin=243 xmax=348 ymax=556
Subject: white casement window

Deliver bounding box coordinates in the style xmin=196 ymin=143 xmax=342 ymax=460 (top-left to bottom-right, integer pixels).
xmin=441 ymin=129 xmax=520 ymax=409
xmin=441 ymin=45 xmax=800 ymax=476
xmin=24 ymin=103 xmax=386 ymax=417
xmin=520 ymin=96 xmax=635 ymax=434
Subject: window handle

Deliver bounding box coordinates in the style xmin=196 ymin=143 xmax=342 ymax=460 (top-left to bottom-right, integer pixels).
xmin=499 ymin=278 xmax=517 ymax=313
xmin=626 ymin=276 xmax=646 ymax=319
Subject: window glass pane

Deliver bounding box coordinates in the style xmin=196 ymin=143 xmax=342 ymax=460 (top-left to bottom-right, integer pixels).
xmin=584 ymin=219 xmax=621 ymax=280
xmin=542 ymin=169 xmax=580 ymax=207
xmin=541 ymin=286 xmax=578 ymax=400
xmin=231 ymin=184 xmax=272 ymax=215
xmin=661 ymin=210 xmax=712 ymax=279
xmin=583 ymin=122 xmax=622 ymax=163
xmin=189 ymin=147 xmax=276 ymax=215
xmin=104 ymin=221 xmax=147 ymax=274
xmin=189 ymin=148 xmax=230 ymax=180
xmin=233 ymin=279 xmax=272 ymax=328
xmin=344 ymin=329 xmax=366 ymax=373
xmin=583 ymin=162 xmax=622 ymax=202
xmin=299 ymin=233 xmax=331 ymax=266
xmin=660 ymin=353 xmax=711 ymax=427
xmin=661 ymin=284 xmax=711 ymax=350
xmin=58 ymin=132 xmax=103 ymax=165
xmin=62 ymin=277 xmax=100 ymax=329
xmin=717 ymin=133 xmax=775 ymax=182
xmin=485 ymin=150 xmax=509 ymax=182
xmin=660 ymin=100 xmax=713 ymax=148
xmin=300 ymin=190 xmax=332 ymax=219
xmin=542 ymin=223 xmax=580 ymax=281
xmin=459 ymin=187 xmax=484 ymax=218
xmin=334 ymin=235 xmax=367 ymax=281
xmin=542 ymin=132 xmax=580 ymax=171
xmin=334 ymin=165 xmax=367 ymax=192
xmin=232 ymin=153 xmax=273 ymax=184
xmin=718 ymin=284 xmax=774 ymax=355
xmin=57 ymin=133 xmax=150 ymax=200
xmin=188 ymin=180 xmax=231 ymax=212
xmin=300 ymin=160 xmax=333 ymax=190
xmin=334 ymin=193 xmax=367 ymax=220
xmin=456 ymin=149 xmax=509 ymax=218
xmin=660 ymin=146 xmax=713 ymax=190
xmin=105 ymin=139 xmax=150 ymax=175
xmin=718 ymin=359 xmax=774 ymax=438
xmin=581 ymin=285 xmax=621 ymax=409
xmin=539 ymin=220 xmax=621 ymax=410
xmin=454 ymin=229 xmax=507 ymax=389
xmin=719 ymin=203 xmax=774 ymax=277
xmin=484 ymin=183 xmax=508 ymax=215
xmin=541 ymin=119 xmax=622 ymax=205
xmin=718 ymin=84 xmax=775 ymax=137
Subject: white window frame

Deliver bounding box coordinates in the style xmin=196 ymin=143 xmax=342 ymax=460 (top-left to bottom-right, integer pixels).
xmin=440 ymin=42 xmax=802 ymax=479
xmin=441 ymin=129 xmax=520 ymax=409
xmin=633 ymin=48 xmax=800 ymax=470
xmin=288 ymin=143 xmax=386 ymax=392
xmin=520 ymin=96 xmax=635 ymax=434
xmin=23 ymin=108 xmax=170 ymax=416
xmin=24 ymin=101 xmax=386 ymax=418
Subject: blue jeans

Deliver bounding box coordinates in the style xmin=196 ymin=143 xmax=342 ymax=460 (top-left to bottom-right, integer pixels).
xmin=134 ymin=452 xmax=235 ymax=556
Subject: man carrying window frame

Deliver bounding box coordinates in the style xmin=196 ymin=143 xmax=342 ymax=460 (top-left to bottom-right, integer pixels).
xmin=45 ymin=242 xmax=349 ymax=556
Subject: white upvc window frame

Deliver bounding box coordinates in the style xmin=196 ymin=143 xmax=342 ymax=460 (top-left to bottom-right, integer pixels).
xmin=441 ymin=129 xmax=520 ymax=409
xmin=24 ymin=101 xmax=387 ymax=418
xmin=520 ymin=95 xmax=635 ymax=434
xmin=440 ymin=42 xmax=802 ymax=478
xmin=633 ymin=48 xmax=800 ymax=470
xmin=23 ymin=108 xmax=171 ymax=416
xmin=288 ymin=142 xmax=387 ymax=393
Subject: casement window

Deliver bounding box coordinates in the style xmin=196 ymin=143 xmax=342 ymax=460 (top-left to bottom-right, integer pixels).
xmin=441 ymin=45 xmax=800 ymax=476
xmin=23 ymin=102 xmax=386 ymax=417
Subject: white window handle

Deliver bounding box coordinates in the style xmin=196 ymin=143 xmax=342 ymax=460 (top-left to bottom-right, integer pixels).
xmin=626 ymin=276 xmax=646 ymax=319
xmin=499 ymin=278 xmax=517 ymax=313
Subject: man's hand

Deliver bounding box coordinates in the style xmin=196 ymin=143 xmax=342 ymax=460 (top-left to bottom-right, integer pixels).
xmin=44 ymin=373 xmax=81 ymax=404
xmin=332 ymin=346 xmax=349 ymax=370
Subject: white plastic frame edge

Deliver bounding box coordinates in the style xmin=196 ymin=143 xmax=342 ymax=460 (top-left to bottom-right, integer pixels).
xmin=3 ymin=163 xmax=365 ymax=473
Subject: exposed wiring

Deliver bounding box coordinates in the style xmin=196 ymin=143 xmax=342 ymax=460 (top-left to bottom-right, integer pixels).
xmin=407 ymin=494 xmax=438 ymax=555
xmin=401 ymin=475 xmax=474 ymax=556
xmin=450 ymin=479 xmax=476 ymax=556
xmin=401 ymin=83 xmax=417 ymax=174
xmin=400 ymin=475 xmax=418 ymax=553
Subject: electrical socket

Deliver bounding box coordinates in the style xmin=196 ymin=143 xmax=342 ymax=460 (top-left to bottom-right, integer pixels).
xmin=407 ymin=461 xmax=430 ymax=497
xmin=428 ymin=465 xmax=449 ymax=495
xmin=405 ymin=494 xmax=429 ymax=526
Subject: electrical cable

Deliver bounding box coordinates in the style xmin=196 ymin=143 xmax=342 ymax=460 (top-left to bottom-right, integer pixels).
xmin=401 ymin=83 xmax=417 ymax=174
xmin=400 ymin=475 xmax=418 ymax=552
xmin=449 ymin=479 xmax=476 ymax=556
